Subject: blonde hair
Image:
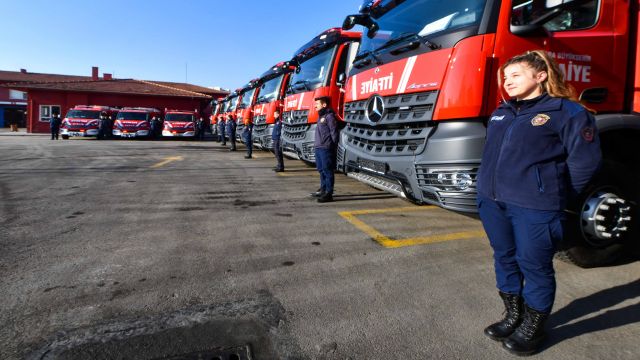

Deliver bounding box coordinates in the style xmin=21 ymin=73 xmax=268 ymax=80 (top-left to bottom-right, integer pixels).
xmin=498 ymin=50 xmax=578 ymax=102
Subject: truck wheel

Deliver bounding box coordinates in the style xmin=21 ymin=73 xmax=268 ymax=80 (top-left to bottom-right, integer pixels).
xmin=557 ymin=160 xmax=638 ymax=268
xmin=62 ymin=135 xmax=69 ymax=140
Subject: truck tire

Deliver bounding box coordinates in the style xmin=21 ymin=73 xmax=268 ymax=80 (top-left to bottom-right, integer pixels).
xmin=557 ymin=160 xmax=638 ymax=268
xmin=61 ymin=135 xmax=69 ymax=140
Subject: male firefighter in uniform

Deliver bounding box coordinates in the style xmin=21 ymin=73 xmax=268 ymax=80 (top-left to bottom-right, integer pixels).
xmin=243 ymin=115 xmax=253 ymax=159
xmin=226 ymin=114 xmax=237 ymax=151
xmin=218 ymin=115 xmax=226 ymax=145
xmin=311 ymin=96 xmax=338 ymax=203
xmin=272 ymin=110 xmax=284 ymax=172
xmin=98 ymin=111 xmax=111 ymax=139
xmin=197 ymin=117 xmax=206 ymax=141
xmin=50 ymin=113 xmax=62 ymax=140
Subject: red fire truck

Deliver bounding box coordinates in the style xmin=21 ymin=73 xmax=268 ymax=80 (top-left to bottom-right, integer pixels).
xmin=234 ymin=81 xmax=260 ymax=143
xmin=281 ymin=28 xmax=361 ymax=163
xmin=60 ymin=105 xmax=117 ymax=139
xmin=223 ymin=93 xmax=239 ymax=141
xmin=112 ymin=107 xmax=161 ymax=139
xmin=251 ymin=61 xmax=296 ymax=150
xmin=209 ymin=100 xmax=223 ymax=136
xmin=162 ymin=109 xmax=197 ymax=138
xmin=339 ymin=0 xmax=639 ymax=266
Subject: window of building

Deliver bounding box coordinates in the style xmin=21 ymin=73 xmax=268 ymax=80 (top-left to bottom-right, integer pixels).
xmin=9 ymin=90 xmax=27 ymax=100
xmin=40 ymin=105 xmax=61 ymax=122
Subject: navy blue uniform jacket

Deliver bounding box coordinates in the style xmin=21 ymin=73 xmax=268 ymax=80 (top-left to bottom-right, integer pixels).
xmin=477 ymin=94 xmax=602 ymax=211
xmin=226 ymin=118 xmax=236 ymax=134
xmin=272 ymin=119 xmax=282 ymax=140
xmin=314 ymin=108 xmax=338 ymax=149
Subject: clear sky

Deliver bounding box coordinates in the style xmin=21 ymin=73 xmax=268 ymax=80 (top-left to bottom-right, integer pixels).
xmin=0 ymin=0 xmax=363 ymax=91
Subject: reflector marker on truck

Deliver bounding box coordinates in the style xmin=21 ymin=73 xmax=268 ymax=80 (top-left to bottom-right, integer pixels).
xmin=352 ymin=75 xmax=357 ymax=101
xmin=339 ymin=206 xmax=486 ymax=248
xmin=396 ymin=55 xmax=417 ymax=94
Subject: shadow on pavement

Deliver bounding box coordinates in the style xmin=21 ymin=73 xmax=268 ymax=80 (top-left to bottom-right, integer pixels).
xmin=545 ymin=278 xmax=640 ymax=348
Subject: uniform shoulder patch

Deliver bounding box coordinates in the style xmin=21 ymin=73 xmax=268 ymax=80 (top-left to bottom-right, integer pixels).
xmin=531 ymin=114 xmax=550 ymax=126
xmin=581 ymin=127 xmax=595 ymax=142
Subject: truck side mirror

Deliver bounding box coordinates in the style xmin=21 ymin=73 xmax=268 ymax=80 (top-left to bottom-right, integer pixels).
xmin=342 ymin=14 xmax=379 ymax=38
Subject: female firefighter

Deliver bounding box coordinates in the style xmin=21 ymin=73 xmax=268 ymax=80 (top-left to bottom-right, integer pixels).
xmin=476 ymin=50 xmax=602 ymax=356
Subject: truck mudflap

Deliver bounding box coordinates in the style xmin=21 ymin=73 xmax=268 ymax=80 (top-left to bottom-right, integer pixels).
xmin=341 ymin=121 xmax=486 ymax=212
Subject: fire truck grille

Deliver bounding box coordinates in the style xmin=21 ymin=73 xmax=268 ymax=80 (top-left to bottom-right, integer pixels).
xmin=283 ymin=124 xmax=309 ymax=141
xmin=302 ymin=142 xmax=315 ymax=161
xmin=343 ymin=90 xmax=438 ymax=156
xmin=253 ymin=124 xmax=269 ymax=134
xmin=337 ymin=143 xmax=345 ymax=165
xmin=344 ymin=123 xmax=432 ymax=155
xmin=254 ymin=115 xmax=267 ymax=125
xmin=282 ymin=110 xmax=309 ymax=126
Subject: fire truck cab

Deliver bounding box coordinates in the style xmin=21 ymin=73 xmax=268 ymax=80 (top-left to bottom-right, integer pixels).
xmin=60 ymin=105 xmax=117 ymax=139
xmin=281 ymin=28 xmax=361 ymax=164
xmin=162 ymin=109 xmax=197 ymax=138
xmin=223 ymin=93 xmax=239 ymax=141
xmin=234 ymin=81 xmax=260 ymax=143
xmin=112 ymin=107 xmax=161 ymax=138
xmin=251 ymin=61 xmax=296 ymax=150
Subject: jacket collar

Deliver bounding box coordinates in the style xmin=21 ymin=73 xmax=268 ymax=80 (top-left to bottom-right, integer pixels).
xmin=318 ymin=107 xmax=333 ymax=117
xmin=499 ymin=93 xmax=563 ymax=116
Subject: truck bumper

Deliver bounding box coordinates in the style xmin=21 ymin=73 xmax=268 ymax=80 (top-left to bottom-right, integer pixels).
xmin=341 ymin=122 xmax=486 ymax=213
xmin=112 ymin=129 xmax=149 ymax=138
xmin=60 ymin=128 xmax=98 ymax=137
xmin=162 ymin=130 xmax=195 ymax=137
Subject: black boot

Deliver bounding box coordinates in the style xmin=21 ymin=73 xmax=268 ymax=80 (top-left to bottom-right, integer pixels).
xmin=502 ymin=304 xmax=549 ymax=356
xmin=310 ymin=188 xmax=324 ymax=197
xmin=484 ymin=291 xmax=523 ymax=341
xmin=317 ymin=192 xmax=333 ymax=203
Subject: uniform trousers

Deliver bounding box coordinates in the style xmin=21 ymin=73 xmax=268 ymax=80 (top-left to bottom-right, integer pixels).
xmin=273 ymin=138 xmax=284 ymax=170
xmin=477 ymin=195 xmax=564 ymax=313
xmin=315 ymin=148 xmax=335 ymax=194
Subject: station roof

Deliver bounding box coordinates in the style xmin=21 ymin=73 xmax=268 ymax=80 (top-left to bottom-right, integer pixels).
xmin=0 ymin=70 xmax=228 ymax=99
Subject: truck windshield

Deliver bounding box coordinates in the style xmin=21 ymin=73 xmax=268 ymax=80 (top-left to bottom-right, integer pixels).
xmin=228 ymin=98 xmax=239 ymax=112
xmin=288 ymin=47 xmax=334 ymax=94
xmin=257 ymin=75 xmax=284 ymax=104
xmin=239 ymin=88 xmax=257 ymax=109
xmin=116 ymin=112 xmax=148 ymax=121
xmin=357 ymin=0 xmax=487 ymax=57
xmin=65 ymin=110 xmax=101 ymax=119
xmin=165 ymin=114 xmax=194 ymax=122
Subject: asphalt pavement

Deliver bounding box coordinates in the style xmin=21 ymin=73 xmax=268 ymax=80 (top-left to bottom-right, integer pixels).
xmin=0 ymin=136 xmax=638 ymax=359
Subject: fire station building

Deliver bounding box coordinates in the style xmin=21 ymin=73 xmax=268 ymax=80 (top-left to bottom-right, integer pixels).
xmin=0 ymin=67 xmax=228 ymax=133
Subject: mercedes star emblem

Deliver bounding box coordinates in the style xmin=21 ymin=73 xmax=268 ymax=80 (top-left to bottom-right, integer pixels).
xmin=365 ymin=95 xmax=385 ymax=123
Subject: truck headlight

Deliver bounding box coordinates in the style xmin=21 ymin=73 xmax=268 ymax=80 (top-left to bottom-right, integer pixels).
xmin=420 ymin=167 xmax=478 ymax=192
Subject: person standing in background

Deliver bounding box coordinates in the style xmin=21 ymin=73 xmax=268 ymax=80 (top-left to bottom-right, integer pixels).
xmin=271 ymin=110 xmax=284 ymax=172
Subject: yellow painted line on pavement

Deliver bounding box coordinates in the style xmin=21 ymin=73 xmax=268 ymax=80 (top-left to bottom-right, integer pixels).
xmin=150 ymin=156 xmax=184 ymax=168
xmin=339 ymin=206 xmax=486 ymax=248
xmin=277 ymin=171 xmax=318 ymax=177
